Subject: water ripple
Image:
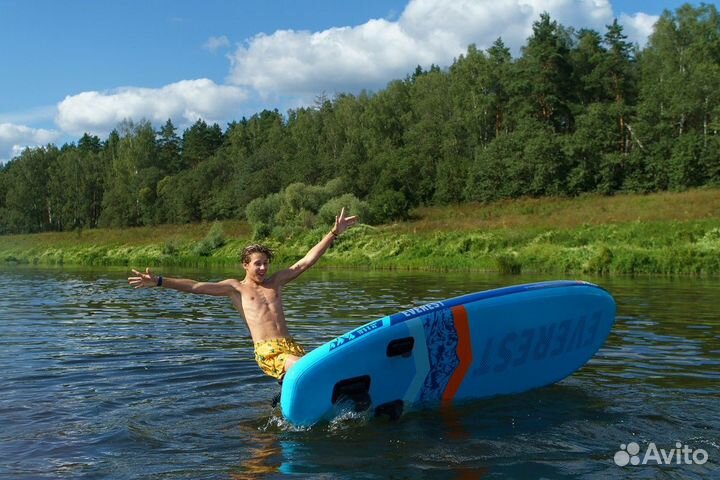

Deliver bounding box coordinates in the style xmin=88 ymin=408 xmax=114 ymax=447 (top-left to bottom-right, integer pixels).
xmin=1 ymin=267 xmax=718 ymax=479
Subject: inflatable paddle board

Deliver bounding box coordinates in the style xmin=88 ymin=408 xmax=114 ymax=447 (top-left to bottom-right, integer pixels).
xmin=280 ymin=280 xmax=616 ymax=426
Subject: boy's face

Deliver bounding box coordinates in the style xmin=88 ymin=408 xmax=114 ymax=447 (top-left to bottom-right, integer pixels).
xmin=243 ymin=252 xmax=269 ymax=282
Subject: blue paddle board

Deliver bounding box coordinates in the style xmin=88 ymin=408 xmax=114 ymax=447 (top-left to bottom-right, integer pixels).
xmin=280 ymin=280 xmax=616 ymax=426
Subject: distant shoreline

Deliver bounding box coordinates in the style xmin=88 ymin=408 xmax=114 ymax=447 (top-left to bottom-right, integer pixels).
xmin=1 ymin=189 xmax=719 ymax=276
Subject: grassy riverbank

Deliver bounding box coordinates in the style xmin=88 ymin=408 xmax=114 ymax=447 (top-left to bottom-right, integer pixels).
xmin=1 ymin=188 xmax=719 ymax=275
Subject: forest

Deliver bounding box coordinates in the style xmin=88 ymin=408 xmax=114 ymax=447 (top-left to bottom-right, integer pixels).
xmin=0 ymin=5 xmax=718 ymax=236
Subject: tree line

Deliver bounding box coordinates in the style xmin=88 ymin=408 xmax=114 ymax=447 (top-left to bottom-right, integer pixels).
xmin=1 ymin=5 xmax=718 ymax=235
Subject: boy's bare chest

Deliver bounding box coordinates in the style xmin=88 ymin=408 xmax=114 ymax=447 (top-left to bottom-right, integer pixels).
xmin=237 ymin=285 xmax=283 ymax=317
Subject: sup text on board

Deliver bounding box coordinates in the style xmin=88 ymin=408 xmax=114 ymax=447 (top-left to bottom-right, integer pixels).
xmin=328 ymin=319 xmax=384 ymax=351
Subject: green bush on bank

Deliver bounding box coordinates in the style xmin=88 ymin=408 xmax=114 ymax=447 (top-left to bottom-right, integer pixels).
xmin=247 ymin=181 xmax=411 ymax=240
xmin=2 ymin=226 xmax=719 ymax=275
xmin=192 ymin=222 xmax=226 ymax=256
xmin=2 ymin=190 xmax=720 ymax=275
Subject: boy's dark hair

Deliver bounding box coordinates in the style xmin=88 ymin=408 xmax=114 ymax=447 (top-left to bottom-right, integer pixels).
xmin=241 ymin=244 xmax=274 ymax=264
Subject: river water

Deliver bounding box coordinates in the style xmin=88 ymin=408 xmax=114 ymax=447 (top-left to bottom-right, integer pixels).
xmin=0 ymin=266 xmax=718 ymax=479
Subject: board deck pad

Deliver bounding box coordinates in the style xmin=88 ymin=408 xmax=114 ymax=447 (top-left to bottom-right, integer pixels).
xmin=280 ymin=280 xmax=616 ymax=426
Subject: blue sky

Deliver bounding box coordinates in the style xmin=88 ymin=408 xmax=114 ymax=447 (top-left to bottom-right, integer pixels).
xmin=0 ymin=0 xmax=714 ymax=162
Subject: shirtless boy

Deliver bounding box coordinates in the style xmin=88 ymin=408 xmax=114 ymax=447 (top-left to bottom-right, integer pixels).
xmin=128 ymin=207 xmax=358 ymax=381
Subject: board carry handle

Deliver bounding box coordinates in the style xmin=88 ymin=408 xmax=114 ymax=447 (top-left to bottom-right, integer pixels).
xmin=387 ymin=337 xmax=415 ymax=357
xmin=332 ymin=375 xmax=371 ymax=412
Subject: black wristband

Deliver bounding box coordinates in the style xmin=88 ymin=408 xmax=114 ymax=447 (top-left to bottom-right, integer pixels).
xmin=156 ymin=275 xmax=163 ymax=287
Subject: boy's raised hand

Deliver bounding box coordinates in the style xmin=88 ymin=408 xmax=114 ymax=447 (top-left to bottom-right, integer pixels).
xmin=334 ymin=207 xmax=358 ymax=235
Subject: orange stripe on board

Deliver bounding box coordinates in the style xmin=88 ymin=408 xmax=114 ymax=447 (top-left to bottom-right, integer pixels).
xmin=442 ymin=305 xmax=473 ymax=402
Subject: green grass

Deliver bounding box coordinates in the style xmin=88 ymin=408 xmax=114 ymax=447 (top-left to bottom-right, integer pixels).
xmin=2 ymin=189 xmax=720 ymax=275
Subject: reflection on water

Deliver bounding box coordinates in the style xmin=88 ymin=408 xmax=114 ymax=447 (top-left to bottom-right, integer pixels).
xmin=0 ymin=265 xmax=718 ymax=479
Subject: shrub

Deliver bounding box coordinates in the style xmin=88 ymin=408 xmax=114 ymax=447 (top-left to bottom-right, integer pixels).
xmin=322 ymin=177 xmax=345 ymax=198
xmin=284 ymin=182 xmax=332 ymax=214
xmin=192 ymin=222 xmax=226 ymax=256
xmin=368 ymin=190 xmax=410 ymax=223
xmin=252 ymin=222 xmax=272 ymax=240
xmin=496 ymin=252 xmax=522 ymax=274
xmin=245 ymin=193 xmax=282 ymax=227
xmin=585 ymin=246 xmax=613 ymax=274
xmin=162 ymin=239 xmax=180 ymax=256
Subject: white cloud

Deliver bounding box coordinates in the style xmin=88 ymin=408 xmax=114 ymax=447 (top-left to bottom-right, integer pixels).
xmin=0 ymin=123 xmax=61 ymax=163
xmin=55 ymin=78 xmax=249 ymax=136
xmin=203 ymin=35 xmax=231 ymax=52
xmin=227 ymin=0 xmax=623 ymax=97
xmin=619 ymin=12 xmax=659 ymax=47
xmin=228 ymin=20 xmax=420 ymax=97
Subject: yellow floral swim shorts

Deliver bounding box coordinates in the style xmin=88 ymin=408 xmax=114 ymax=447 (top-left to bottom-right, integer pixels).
xmin=254 ymin=337 xmax=306 ymax=380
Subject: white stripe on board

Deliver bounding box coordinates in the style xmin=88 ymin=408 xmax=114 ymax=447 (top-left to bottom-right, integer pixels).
xmin=403 ymin=319 xmax=430 ymax=403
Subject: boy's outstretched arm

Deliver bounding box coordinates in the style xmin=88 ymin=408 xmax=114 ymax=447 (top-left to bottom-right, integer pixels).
xmin=128 ymin=267 xmax=237 ymax=296
xmin=273 ymin=207 xmax=358 ymax=285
